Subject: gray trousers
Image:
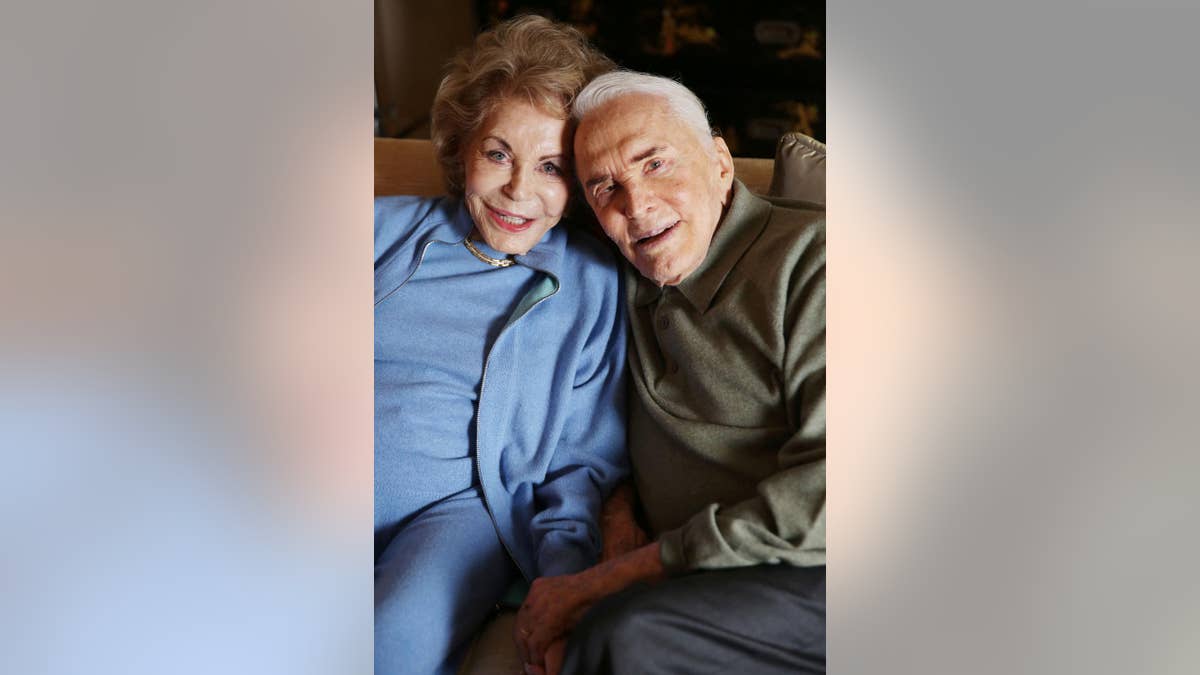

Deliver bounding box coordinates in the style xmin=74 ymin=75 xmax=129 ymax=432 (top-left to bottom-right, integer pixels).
xmin=562 ymin=564 xmax=825 ymax=675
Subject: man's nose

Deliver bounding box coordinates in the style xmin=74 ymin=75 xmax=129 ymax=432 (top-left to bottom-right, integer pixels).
xmin=621 ymin=183 xmax=656 ymax=220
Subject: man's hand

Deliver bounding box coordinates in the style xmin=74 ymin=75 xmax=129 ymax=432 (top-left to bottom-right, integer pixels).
xmin=514 ymin=542 xmax=666 ymax=670
xmin=522 ymin=638 xmax=566 ymax=675
xmin=544 ymin=638 xmax=565 ymax=675
xmin=600 ymin=483 xmax=648 ymax=562
xmin=602 ymin=512 xmax=648 ymax=562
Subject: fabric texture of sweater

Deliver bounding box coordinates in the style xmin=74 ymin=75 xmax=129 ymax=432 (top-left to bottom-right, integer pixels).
xmin=375 ymin=233 xmax=537 ymax=542
xmin=624 ymin=179 xmax=826 ymax=573
xmin=375 ymin=195 xmax=629 ymax=579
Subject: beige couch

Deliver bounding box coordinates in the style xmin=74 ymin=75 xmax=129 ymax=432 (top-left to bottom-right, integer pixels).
xmin=374 ymin=132 xmax=826 ymax=674
xmin=374 ymin=138 xmax=783 ymax=199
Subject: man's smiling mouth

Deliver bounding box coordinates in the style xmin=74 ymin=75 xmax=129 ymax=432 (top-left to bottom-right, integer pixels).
xmin=635 ymin=221 xmax=679 ymax=246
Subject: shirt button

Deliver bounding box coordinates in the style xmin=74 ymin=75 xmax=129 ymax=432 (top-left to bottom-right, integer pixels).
xmin=670 ymin=362 xmax=680 ymax=375
xmin=658 ymin=315 xmax=670 ymax=330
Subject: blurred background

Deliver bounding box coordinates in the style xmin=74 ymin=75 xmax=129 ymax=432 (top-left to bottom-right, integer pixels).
xmin=375 ymin=0 xmax=825 ymax=157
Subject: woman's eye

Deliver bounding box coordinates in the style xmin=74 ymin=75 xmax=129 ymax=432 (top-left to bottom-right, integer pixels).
xmin=487 ymin=150 xmax=507 ymax=162
xmin=541 ymin=162 xmax=562 ymax=175
xmin=647 ymin=159 xmax=664 ymax=171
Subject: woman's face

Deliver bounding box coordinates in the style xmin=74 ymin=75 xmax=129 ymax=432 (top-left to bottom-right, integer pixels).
xmin=462 ymin=98 xmax=571 ymax=255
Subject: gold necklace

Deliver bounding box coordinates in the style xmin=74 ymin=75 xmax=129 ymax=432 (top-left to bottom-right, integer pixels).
xmin=463 ymin=236 xmax=515 ymax=268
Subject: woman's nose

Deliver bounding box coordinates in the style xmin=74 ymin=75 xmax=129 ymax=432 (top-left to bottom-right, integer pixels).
xmin=504 ymin=166 xmax=532 ymax=201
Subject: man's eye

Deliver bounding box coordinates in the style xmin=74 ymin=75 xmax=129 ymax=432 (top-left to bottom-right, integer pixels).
xmin=647 ymin=159 xmax=664 ymax=171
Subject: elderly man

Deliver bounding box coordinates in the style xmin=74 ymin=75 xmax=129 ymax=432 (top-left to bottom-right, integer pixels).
xmin=514 ymin=71 xmax=826 ymax=675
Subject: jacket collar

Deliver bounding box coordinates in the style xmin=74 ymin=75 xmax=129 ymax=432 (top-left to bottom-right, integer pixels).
xmin=633 ymin=179 xmax=771 ymax=311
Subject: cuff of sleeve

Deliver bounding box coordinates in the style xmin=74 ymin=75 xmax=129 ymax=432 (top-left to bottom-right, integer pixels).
xmin=537 ymin=546 xmax=593 ymax=578
xmin=657 ymin=527 xmax=689 ymax=575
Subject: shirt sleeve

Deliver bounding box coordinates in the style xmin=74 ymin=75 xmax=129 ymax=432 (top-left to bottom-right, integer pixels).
xmin=658 ymin=227 xmax=826 ymax=573
xmin=530 ymin=258 xmax=631 ymax=578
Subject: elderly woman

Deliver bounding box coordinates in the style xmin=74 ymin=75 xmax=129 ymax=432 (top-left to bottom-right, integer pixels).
xmin=373 ymin=15 xmax=625 ymax=675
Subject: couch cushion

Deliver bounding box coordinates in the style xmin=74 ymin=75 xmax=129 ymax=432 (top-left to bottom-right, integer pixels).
xmin=768 ymin=132 xmax=826 ymax=205
xmin=458 ymin=611 xmax=522 ymax=675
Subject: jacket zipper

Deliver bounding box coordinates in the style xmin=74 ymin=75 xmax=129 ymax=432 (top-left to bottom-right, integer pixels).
xmin=474 ymin=275 xmax=560 ymax=583
xmin=375 ymin=237 xmax=443 ymax=307
xmin=384 ymin=236 xmax=558 ymax=582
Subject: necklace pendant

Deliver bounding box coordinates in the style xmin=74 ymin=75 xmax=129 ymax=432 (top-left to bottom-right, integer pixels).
xmin=464 ymin=236 xmax=515 ymax=268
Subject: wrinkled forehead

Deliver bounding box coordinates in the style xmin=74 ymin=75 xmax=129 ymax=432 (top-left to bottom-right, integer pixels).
xmin=575 ymin=94 xmax=684 ymax=161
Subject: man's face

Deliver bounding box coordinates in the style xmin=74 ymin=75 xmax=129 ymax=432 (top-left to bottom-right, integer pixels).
xmin=575 ymin=94 xmax=734 ymax=286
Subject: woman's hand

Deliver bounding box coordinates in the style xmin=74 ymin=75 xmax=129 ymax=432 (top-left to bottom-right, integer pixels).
xmin=513 ymin=542 xmax=666 ymax=670
xmin=514 ymin=571 xmax=601 ymax=669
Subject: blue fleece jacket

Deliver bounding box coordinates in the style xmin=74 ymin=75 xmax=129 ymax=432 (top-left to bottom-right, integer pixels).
xmin=375 ymin=195 xmax=629 ymax=579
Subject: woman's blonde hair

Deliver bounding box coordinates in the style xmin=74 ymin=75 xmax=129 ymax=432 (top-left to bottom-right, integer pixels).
xmin=431 ymin=14 xmax=614 ymax=197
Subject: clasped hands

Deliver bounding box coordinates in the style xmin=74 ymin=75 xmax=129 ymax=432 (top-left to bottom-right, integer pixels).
xmin=513 ymin=571 xmax=598 ymax=675
xmin=514 ymin=495 xmax=650 ymax=675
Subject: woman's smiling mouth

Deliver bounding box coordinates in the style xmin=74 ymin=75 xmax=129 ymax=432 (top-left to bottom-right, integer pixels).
xmin=486 ymin=204 xmax=533 ymax=232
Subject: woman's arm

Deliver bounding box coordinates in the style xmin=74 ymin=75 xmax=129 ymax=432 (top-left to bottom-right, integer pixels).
xmin=528 ymin=261 xmax=629 ymax=578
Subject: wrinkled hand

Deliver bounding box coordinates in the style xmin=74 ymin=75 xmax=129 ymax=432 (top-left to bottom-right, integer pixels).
xmin=513 ymin=572 xmax=602 ymax=669
xmin=522 ymin=638 xmax=566 ymax=675
xmin=601 ymin=508 xmax=648 ymax=562
xmin=599 ymin=481 xmax=647 ymax=562
xmin=544 ymin=638 xmax=565 ymax=675
xmin=515 ymin=541 xmax=665 ymax=671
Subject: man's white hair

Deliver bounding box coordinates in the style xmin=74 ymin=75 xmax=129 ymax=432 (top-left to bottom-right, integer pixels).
xmin=572 ymin=71 xmax=716 ymax=154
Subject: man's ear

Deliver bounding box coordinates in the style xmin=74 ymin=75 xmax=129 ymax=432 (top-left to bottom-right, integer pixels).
xmin=712 ymin=136 xmax=736 ymax=203
xmin=713 ymin=136 xmax=734 ymax=180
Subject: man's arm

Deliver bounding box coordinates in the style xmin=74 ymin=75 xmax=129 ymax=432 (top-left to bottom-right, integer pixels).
xmin=599 ymin=480 xmax=648 ymax=562
xmin=659 ymin=422 xmax=825 ymax=571
xmin=517 ymin=385 xmax=822 ymax=666
xmin=660 ymin=223 xmax=826 ymax=572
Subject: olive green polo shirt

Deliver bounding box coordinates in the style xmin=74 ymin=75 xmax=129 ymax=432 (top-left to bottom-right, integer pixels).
xmin=626 ymin=179 xmax=826 ymax=573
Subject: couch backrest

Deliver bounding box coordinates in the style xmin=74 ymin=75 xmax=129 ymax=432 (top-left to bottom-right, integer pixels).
xmin=768 ymin=132 xmax=826 ymax=206
xmin=374 ymin=137 xmax=777 ymax=197
xmin=375 ymin=139 xmax=444 ymax=197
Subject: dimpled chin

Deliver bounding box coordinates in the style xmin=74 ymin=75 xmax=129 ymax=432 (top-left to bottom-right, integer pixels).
xmin=639 ymin=243 xmax=704 ymax=286
xmin=636 ymin=255 xmax=676 ymax=286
